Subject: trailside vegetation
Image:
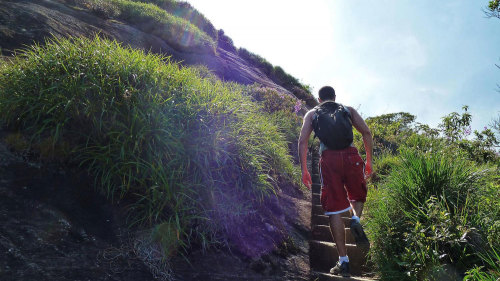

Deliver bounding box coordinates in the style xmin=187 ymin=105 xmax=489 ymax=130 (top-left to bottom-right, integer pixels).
xmin=357 ymin=107 xmax=500 ymax=280
xmin=0 ymin=36 xmax=303 ymax=263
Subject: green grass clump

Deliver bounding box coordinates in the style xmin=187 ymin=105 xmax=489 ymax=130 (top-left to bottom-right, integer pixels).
xmin=0 ymin=35 xmax=299 ymax=254
xmin=80 ymin=0 xmax=215 ymax=53
xmin=243 ymin=85 xmax=303 ymax=162
xmin=370 ymin=151 xmax=400 ymax=183
xmin=464 ymin=248 xmax=500 ymax=280
xmin=366 ymin=148 xmax=499 ymax=280
xmin=131 ymin=0 xmax=218 ymax=41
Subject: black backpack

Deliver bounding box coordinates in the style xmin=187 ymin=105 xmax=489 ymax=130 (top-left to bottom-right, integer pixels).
xmin=312 ymin=101 xmax=353 ymax=150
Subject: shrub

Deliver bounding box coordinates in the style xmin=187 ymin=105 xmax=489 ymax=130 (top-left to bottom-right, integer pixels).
xmin=365 ymin=112 xmax=417 ymax=154
xmin=244 ymin=85 xmax=296 ymax=114
xmin=80 ymin=0 xmax=121 ymax=18
xmin=0 ymin=36 xmax=300 ymax=256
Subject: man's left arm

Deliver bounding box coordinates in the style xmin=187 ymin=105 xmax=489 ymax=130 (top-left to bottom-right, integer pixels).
xmin=348 ymin=107 xmax=373 ymax=178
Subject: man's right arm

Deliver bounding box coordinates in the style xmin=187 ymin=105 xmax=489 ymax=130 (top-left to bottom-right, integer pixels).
xmin=348 ymin=107 xmax=373 ymax=178
xmin=298 ymin=110 xmax=314 ymax=189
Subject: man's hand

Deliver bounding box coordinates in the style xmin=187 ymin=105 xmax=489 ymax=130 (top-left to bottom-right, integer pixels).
xmin=302 ymin=170 xmax=312 ymax=189
xmin=364 ymin=161 xmax=373 ymax=179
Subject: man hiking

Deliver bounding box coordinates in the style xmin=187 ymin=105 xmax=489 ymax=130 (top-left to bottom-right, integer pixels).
xmin=298 ymin=86 xmax=373 ymax=277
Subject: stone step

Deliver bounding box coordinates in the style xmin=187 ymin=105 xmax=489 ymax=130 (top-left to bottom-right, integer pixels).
xmin=313 ymin=192 xmax=320 ymax=205
xmin=312 ymin=205 xmax=352 ymax=220
xmin=312 ymin=173 xmax=320 ymax=183
xmin=309 ymin=240 xmax=370 ymax=276
xmin=312 ymin=214 xmax=352 ymax=226
xmin=312 ymin=204 xmax=323 ymax=216
xmin=312 ymin=271 xmax=376 ymax=281
xmin=312 ymin=183 xmax=321 ymax=193
xmin=312 ymin=225 xmax=356 ymax=244
xmin=312 ymin=214 xmax=330 ymax=225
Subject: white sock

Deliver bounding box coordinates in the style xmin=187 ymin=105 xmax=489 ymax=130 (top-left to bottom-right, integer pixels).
xmin=339 ymin=256 xmax=349 ymax=264
xmin=352 ymin=215 xmax=360 ymax=223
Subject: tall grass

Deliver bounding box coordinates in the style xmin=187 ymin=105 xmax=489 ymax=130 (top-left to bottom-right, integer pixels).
xmin=0 ymin=35 xmax=299 ymax=255
xmin=130 ymin=0 xmax=218 ymax=41
xmin=366 ymin=148 xmax=498 ymax=280
xmin=464 ymin=248 xmax=500 ymax=280
xmin=79 ymin=0 xmax=215 ymax=53
xmin=243 ymin=85 xmax=303 ymax=162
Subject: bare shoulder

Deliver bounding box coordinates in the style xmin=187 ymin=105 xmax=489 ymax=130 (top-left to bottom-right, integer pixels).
xmin=346 ymin=106 xmax=362 ymax=119
xmin=304 ymin=109 xmax=316 ymax=122
xmin=346 ymin=106 xmax=370 ymax=133
xmin=346 ymin=106 xmax=357 ymax=114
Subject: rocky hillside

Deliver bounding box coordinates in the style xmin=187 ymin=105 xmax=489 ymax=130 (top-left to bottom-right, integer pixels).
xmin=0 ymin=1 xmax=315 ymax=280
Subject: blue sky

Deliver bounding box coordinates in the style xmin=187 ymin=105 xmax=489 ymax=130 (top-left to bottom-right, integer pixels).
xmin=187 ymin=1 xmax=500 ymax=132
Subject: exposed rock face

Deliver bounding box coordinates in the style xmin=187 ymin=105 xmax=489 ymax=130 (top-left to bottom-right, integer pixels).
xmin=0 ymin=130 xmax=311 ymax=280
xmin=0 ymin=0 xmax=290 ymax=94
xmin=0 ymin=137 xmax=156 ymax=281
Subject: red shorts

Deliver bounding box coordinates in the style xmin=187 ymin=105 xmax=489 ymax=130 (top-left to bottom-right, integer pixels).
xmin=320 ymin=147 xmax=367 ymax=215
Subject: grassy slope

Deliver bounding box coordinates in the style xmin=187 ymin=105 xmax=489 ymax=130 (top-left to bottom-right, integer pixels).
xmin=0 ymin=36 xmax=302 ymax=258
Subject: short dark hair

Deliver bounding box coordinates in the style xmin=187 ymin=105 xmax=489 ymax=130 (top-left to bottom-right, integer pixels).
xmin=318 ymin=86 xmax=335 ymax=101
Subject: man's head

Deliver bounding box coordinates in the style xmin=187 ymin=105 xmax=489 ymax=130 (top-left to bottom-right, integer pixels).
xmin=318 ymin=86 xmax=335 ymax=102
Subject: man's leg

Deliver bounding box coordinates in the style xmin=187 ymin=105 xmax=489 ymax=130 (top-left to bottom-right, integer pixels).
xmin=349 ymin=200 xmax=369 ymax=245
xmin=351 ymin=200 xmax=364 ymax=218
xmin=328 ymin=213 xmax=346 ymax=256
xmin=344 ymin=150 xmax=369 ymax=245
xmin=328 ymin=213 xmax=350 ymax=277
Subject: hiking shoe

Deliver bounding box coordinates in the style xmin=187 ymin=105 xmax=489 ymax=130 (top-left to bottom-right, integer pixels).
xmin=330 ymin=261 xmax=350 ymax=277
xmin=350 ymin=219 xmax=370 ymax=246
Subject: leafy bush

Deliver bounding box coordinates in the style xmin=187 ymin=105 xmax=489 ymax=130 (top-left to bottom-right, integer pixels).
xmin=366 ymin=148 xmax=499 ymax=280
xmin=365 ymin=112 xmax=417 ymax=154
xmin=0 ymin=36 xmax=300 ymax=255
xmin=80 ymin=0 xmax=120 ymax=18
xmin=439 ymin=106 xmax=499 ymax=164
xmin=244 ymin=85 xmax=297 ymax=114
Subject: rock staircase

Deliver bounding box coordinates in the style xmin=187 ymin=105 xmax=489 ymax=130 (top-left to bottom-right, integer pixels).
xmin=308 ymin=148 xmax=375 ymax=281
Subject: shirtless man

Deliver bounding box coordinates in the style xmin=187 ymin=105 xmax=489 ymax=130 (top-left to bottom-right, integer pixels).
xmin=298 ymin=86 xmax=373 ymax=277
